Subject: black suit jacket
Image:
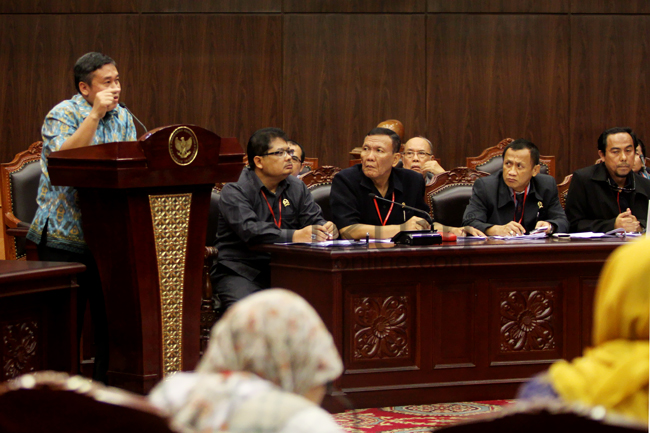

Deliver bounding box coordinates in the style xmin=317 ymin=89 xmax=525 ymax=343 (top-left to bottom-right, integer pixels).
xmin=565 ymin=162 xmax=650 ymax=233
xmin=462 ymin=170 xmax=569 ymax=234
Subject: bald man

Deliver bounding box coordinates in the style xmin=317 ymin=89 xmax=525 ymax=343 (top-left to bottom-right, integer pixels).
xmin=401 ymin=136 xmax=445 ymax=185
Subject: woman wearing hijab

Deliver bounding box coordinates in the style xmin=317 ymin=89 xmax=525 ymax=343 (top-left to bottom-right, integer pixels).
xmin=517 ymin=238 xmax=649 ymax=424
xmin=149 ymin=289 xmax=344 ymax=433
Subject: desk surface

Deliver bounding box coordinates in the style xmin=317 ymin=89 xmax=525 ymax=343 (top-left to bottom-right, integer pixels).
xmin=0 ymin=260 xmax=86 ymax=296
xmin=262 ymin=238 xmax=629 ymax=411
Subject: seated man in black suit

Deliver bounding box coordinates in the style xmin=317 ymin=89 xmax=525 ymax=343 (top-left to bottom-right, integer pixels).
xmin=463 ymin=139 xmax=568 ymax=236
xmin=211 ymin=127 xmax=338 ymax=310
xmin=565 ymin=127 xmax=650 ymax=233
xmin=330 ymin=127 xmax=432 ymax=239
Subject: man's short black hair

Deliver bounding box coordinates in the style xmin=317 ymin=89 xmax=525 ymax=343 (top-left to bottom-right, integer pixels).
xmin=247 ymin=127 xmax=289 ymax=169
xmin=502 ymin=139 xmax=540 ymax=166
xmin=366 ymin=127 xmax=401 ymax=153
xmin=74 ymin=52 xmax=116 ymax=93
xmin=288 ymin=139 xmax=306 ymax=163
xmin=598 ymin=127 xmax=638 ymax=153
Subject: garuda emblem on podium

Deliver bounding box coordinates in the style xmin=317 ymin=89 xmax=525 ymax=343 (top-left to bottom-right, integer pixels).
xmin=169 ymin=126 xmax=199 ymax=166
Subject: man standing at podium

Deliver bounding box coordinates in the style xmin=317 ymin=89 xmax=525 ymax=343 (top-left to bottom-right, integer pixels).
xmin=211 ymin=127 xmax=337 ymax=311
xmin=27 ymin=52 xmax=136 ymax=383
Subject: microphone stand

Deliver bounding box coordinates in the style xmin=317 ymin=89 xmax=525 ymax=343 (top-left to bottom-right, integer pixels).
xmin=119 ymin=102 xmax=148 ymax=134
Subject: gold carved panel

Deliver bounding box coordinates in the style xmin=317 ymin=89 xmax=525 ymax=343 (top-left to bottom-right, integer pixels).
xmin=149 ymin=193 xmax=192 ymax=376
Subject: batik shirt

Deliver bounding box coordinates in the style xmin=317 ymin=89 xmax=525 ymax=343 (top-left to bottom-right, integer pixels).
xmin=27 ymin=94 xmax=136 ymax=253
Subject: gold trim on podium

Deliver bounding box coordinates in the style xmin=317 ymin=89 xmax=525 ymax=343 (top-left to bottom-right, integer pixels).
xmin=149 ymin=193 xmax=192 ymax=376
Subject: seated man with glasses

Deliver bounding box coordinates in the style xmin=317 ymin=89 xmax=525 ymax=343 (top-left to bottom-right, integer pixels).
xmin=330 ymin=127 xmax=483 ymax=239
xmin=401 ymin=136 xmax=446 ymax=185
xmin=565 ymin=127 xmax=650 ymax=233
xmin=288 ymin=139 xmax=308 ymax=178
xmin=211 ymin=127 xmax=338 ymax=311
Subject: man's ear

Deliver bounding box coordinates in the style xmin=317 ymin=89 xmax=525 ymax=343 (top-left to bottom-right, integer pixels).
xmin=532 ymin=164 xmax=541 ymax=177
xmin=253 ymin=155 xmax=264 ymax=171
xmin=598 ymin=150 xmax=606 ymax=162
xmin=392 ymin=152 xmax=401 ymax=167
xmin=78 ymin=81 xmax=90 ymax=97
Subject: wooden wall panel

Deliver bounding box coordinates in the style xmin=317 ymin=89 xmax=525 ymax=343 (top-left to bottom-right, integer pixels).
xmin=0 ymin=1 xmax=136 ymax=13
xmin=283 ymin=15 xmax=426 ymax=168
xmin=427 ymin=15 xmax=570 ymax=180
xmin=138 ymin=15 xmax=282 ymax=148
xmin=140 ymin=0 xmax=280 ymax=13
xmin=571 ymin=0 xmax=650 ymax=14
xmin=0 ymin=15 xmax=138 ymax=164
xmin=570 ymin=15 xmax=649 ymax=171
xmin=284 ymin=0 xmax=424 ymax=13
xmin=429 ymin=0 xmax=568 ymax=13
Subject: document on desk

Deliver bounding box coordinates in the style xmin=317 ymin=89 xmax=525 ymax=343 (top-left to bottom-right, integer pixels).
xmin=553 ymin=229 xmax=641 ymax=239
xmin=274 ymin=239 xmax=392 ymax=247
xmin=456 ymin=236 xmax=487 ymax=241
xmin=489 ymin=233 xmax=548 ymax=240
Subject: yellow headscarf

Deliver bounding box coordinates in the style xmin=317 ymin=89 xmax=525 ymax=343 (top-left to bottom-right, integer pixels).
xmin=549 ymin=237 xmax=650 ymax=423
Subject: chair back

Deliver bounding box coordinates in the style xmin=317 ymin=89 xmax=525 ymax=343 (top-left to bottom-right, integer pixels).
xmin=425 ymin=167 xmax=490 ymax=227
xmin=466 ymin=138 xmax=556 ymax=177
xmin=557 ymin=174 xmax=572 ymax=209
xmin=205 ymin=186 xmax=221 ymax=246
xmin=301 ymin=166 xmax=342 ymax=222
xmin=1 ymin=141 xmax=43 ymax=260
xmin=0 ymin=371 xmax=176 ymax=433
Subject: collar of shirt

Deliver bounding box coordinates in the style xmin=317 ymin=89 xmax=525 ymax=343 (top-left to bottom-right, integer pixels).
xmin=358 ymin=167 xmax=403 ymax=198
xmin=240 ymin=168 xmax=290 ymax=198
xmin=510 ymin=183 xmax=531 ymax=205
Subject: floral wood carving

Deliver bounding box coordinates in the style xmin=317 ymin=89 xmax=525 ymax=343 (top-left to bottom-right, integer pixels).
xmin=301 ymin=166 xmax=342 ymax=189
xmin=353 ymin=295 xmax=409 ymax=359
xmin=500 ymin=290 xmax=555 ymax=352
xmin=2 ymin=321 xmax=38 ymax=379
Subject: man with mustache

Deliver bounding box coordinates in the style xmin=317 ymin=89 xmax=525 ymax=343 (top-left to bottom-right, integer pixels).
xmin=463 ymin=139 xmax=568 ymax=236
xmin=565 ymin=127 xmax=650 ymax=233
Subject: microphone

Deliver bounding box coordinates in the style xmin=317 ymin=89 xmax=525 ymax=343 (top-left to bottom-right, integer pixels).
xmin=368 ymin=193 xmax=433 ymax=223
xmin=118 ymin=102 xmax=148 ymax=133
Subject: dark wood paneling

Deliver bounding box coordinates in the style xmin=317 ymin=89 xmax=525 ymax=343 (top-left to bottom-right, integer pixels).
xmin=0 ymin=1 xmax=136 ymax=13
xmin=570 ymin=15 xmax=649 ymax=172
xmin=427 ymin=15 xmax=570 ymax=180
xmin=429 ymin=0 xmax=568 ymax=13
xmin=0 ymin=15 xmax=137 ymax=165
xmin=284 ymin=0 xmax=424 ymax=13
xmin=284 ymin=15 xmax=426 ymax=168
xmin=571 ymin=0 xmax=650 ymax=14
xmin=138 ymin=15 xmax=282 ymax=148
xmin=140 ymin=0 xmax=280 ymax=13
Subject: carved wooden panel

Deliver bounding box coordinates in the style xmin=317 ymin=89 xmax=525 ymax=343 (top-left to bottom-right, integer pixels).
xmin=345 ymin=285 xmax=418 ymax=372
xmin=2 ymin=319 xmax=39 ymax=380
xmin=500 ymin=290 xmax=556 ymax=352
xmin=489 ymin=279 xmax=564 ymax=365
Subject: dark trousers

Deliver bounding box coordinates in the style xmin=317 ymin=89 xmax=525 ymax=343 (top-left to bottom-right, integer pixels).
xmin=36 ymin=228 xmax=109 ymax=383
xmin=211 ymin=263 xmax=270 ymax=312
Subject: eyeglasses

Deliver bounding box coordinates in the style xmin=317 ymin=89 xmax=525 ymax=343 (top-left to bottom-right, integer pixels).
xmin=402 ymin=151 xmax=432 ymax=159
xmin=260 ymin=148 xmax=295 ymax=158
xmin=290 ymin=155 xmax=302 ymax=163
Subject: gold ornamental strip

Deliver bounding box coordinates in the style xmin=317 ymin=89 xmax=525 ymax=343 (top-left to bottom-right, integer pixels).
xmin=149 ymin=193 xmax=192 ymax=377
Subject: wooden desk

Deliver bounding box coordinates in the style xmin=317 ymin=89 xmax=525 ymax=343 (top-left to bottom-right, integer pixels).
xmin=0 ymin=260 xmax=84 ymax=381
xmin=261 ymin=238 xmax=628 ymax=411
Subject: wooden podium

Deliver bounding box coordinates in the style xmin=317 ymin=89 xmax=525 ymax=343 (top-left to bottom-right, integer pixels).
xmin=47 ymin=125 xmax=244 ymax=393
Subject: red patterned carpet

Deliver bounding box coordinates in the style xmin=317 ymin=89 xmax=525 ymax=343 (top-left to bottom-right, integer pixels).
xmin=333 ymin=400 xmax=514 ymax=433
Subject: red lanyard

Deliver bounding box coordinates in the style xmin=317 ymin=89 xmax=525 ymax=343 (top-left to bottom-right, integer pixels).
xmin=261 ymin=190 xmax=281 ymax=228
xmin=374 ymin=192 xmax=395 ymax=226
xmin=513 ymin=188 xmax=528 ymax=224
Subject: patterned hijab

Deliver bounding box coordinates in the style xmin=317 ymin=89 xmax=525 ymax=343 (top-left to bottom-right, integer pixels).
xmin=549 ymin=238 xmax=649 ymax=423
xmin=197 ymin=289 xmax=343 ymax=396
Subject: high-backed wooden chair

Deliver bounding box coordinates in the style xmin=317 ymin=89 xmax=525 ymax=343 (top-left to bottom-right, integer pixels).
xmin=301 ymin=166 xmax=342 ymax=222
xmin=425 ymin=167 xmax=490 ymax=227
xmin=437 ymin=399 xmax=646 ymax=433
xmin=0 ymin=371 xmax=176 ymax=433
xmin=466 ymin=138 xmax=556 ymax=177
xmin=1 ymin=141 xmax=43 ymax=260
xmin=557 ymin=174 xmax=573 ymax=209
